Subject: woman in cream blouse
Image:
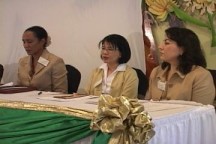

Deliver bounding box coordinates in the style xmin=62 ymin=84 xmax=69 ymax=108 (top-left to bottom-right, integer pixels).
xmin=84 ymin=34 xmax=138 ymax=99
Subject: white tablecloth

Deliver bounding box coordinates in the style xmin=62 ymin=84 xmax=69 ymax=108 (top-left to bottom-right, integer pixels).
xmin=0 ymin=91 xmax=216 ymax=144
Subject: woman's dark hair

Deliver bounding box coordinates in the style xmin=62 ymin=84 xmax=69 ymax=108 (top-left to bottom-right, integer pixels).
xmin=25 ymin=26 xmax=48 ymax=48
xmin=99 ymin=34 xmax=131 ymax=64
xmin=161 ymin=27 xmax=207 ymax=74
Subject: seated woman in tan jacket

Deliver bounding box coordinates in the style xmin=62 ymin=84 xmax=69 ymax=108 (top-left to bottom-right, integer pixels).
xmin=84 ymin=34 xmax=138 ymax=99
xmin=145 ymin=27 xmax=215 ymax=105
xmin=17 ymin=26 xmax=68 ymax=93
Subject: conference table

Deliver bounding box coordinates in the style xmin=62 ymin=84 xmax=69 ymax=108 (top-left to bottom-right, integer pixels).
xmin=0 ymin=90 xmax=216 ymax=144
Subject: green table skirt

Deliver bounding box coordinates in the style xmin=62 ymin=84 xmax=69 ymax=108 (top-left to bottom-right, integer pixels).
xmin=0 ymin=107 xmax=111 ymax=144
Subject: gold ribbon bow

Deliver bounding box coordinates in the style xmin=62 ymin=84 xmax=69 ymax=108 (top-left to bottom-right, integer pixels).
xmin=90 ymin=95 xmax=155 ymax=144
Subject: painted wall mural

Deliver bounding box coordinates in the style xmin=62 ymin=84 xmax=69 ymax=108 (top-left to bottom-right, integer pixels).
xmin=145 ymin=0 xmax=216 ymax=46
xmin=142 ymin=0 xmax=216 ymax=76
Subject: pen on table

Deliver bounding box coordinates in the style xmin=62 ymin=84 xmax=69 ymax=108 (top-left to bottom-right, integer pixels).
xmin=38 ymin=91 xmax=42 ymax=95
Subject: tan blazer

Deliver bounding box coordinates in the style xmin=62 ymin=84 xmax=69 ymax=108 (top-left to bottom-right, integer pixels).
xmin=84 ymin=65 xmax=138 ymax=99
xmin=146 ymin=65 xmax=215 ymax=105
xmin=17 ymin=49 xmax=68 ymax=93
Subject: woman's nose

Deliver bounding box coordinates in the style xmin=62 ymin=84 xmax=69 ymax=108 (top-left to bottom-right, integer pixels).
xmin=158 ymin=43 xmax=163 ymax=50
xmin=101 ymin=49 xmax=109 ymax=54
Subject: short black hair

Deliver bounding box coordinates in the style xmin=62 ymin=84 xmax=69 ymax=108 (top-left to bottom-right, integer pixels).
xmin=161 ymin=27 xmax=207 ymax=74
xmin=25 ymin=26 xmax=48 ymax=47
xmin=99 ymin=34 xmax=131 ymax=64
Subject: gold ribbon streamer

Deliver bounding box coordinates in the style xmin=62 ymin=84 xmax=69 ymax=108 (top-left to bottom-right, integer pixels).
xmin=0 ymin=99 xmax=93 ymax=120
xmin=90 ymin=95 xmax=155 ymax=144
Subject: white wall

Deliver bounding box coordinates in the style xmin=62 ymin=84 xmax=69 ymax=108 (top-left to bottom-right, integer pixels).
xmin=0 ymin=0 xmax=145 ymax=89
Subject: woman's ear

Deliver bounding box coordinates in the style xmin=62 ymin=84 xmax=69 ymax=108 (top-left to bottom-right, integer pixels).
xmin=119 ymin=53 xmax=122 ymax=58
xmin=179 ymin=47 xmax=184 ymax=56
xmin=40 ymin=38 xmax=46 ymax=47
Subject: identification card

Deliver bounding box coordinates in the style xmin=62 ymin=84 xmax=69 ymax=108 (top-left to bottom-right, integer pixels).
xmin=38 ymin=57 xmax=49 ymax=66
xmin=157 ymin=80 xmax=166 ymax=91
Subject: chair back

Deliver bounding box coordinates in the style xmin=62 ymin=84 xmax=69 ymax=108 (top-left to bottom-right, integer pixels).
xmin=208 ymin=69 xmax=216 ymax=100
xmin=133 ymin=68 xmax=149 ymax=99
xmin=65 ymin=64 xmax=81 ymax=94
xmin=0 ymin=64 xmax=3 ymax=82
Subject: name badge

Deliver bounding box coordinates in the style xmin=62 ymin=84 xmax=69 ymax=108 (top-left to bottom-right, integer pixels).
xmin=157 ymin=80 xmax=166 ymax=91
xmin=38 ymin=57 xmax=49 ymax=66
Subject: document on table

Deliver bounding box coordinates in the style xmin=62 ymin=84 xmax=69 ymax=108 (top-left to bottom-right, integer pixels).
xmin=37 ymin=93 xmax=99 ymax=102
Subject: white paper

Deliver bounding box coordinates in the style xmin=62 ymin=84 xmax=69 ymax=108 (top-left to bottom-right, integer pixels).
xmin=0 ymin=82 xmax=14 ymax=87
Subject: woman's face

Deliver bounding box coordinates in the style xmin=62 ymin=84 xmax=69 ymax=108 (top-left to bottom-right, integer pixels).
xmin=158 ymin=36 xmax=183 ymax=64
xmin=22 ymin=31 xmax=45 ymax=56
xmin=100 ymin=41 xmax=121 ymax=65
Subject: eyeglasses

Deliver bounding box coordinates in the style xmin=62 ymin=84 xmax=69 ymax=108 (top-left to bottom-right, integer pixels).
xmin=101 ymin=47 xmax=118 ymax=52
